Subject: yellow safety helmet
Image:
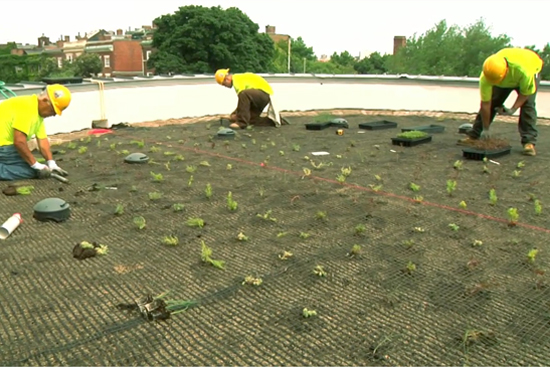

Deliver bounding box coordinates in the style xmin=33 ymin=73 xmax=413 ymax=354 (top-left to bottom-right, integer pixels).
xmin=215 ymin=68 xmax=230 ymax=85
xmin=46 ymin=84 xmax=72 ymax=116
xmin=482 ymin=54 xmax=507 ymax=84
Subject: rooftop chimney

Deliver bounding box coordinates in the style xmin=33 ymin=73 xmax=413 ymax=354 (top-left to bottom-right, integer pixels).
xmin=265 ymin=25 xmax=276 ymax=34
xmin=393 ymin=36 xmax=406 ymax=55
xmin=116 ymin=29 xmax=123 ymax=36
xmin=64 ymin=35 xmax=70 ymax=42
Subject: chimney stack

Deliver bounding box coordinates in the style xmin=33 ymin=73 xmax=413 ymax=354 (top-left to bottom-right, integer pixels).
xmin=64 ymin=35 xmax=70 ymax=42
xmin=265 ymin=25 xmax=276 ymax=34
xmin=393 ymin=36 xmax=406 ymax=55
xmin=117 ymin=29 xmax=123 ymax=36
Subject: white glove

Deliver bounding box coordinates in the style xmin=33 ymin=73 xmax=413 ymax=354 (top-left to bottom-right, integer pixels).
xmin=47 ymin=160 xmax=68 ymax=176
xmin=31 ymin=161 xmax=48 ymax=170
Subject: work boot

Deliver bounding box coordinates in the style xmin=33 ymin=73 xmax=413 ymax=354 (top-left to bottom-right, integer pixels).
xmin=523 ymin=143 xmax=536 ymax=156
xmin=457 ymin=136 xmax=478 ymax=146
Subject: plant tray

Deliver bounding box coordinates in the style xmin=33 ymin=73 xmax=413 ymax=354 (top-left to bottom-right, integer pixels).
xmin=305 ymin=122 xmax=332 ymax=130
xmin=462 ymin=147 xmax=511 ymax=160
xmin=359 ymin=120 xmax=398 ymax=130
xmin=401 ymin=124 xmax=445 ymax=134
xmin=391 ymin=136 xmax=433 ymax=147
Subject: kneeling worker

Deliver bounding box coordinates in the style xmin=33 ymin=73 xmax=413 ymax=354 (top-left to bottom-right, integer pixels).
xmin=460 ymin=47 xmax=543 ymax=156
xmin=0 ymin=84 xmax=71 ymax=181
xmin=215 ymin=68 xmax=289 ymax=129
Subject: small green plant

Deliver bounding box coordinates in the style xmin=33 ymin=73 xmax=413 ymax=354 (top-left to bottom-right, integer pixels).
xmin=527 ymin=248 xmax=539 ymax=263
xmin=205 ymin=183 xmax=213 ymax=199
xmin=129 ymin=185 xmax=137 ymax=192
xmin=299 ymin=232 xmax=310 ymax=239
xmin=227 ymin=191 xmax=238 ymax=211
xmin=162 ymin=235 xmax=179 ymax=246
xmin=186 ymin=217 xmax=205 ymax=228
xmin=150 ymin=146 xmax=160 ymax=153
xmin=188 ymin=175 xmax=194 ymax=187
xmin=199 ymin=161 xmax=210 ymax=167
xmin=513 ymin=170 xmax=521 ymax=178
xmin=172 ymin=155 xmax=184 ymax=162
xmin=200 ymin=240 xmax=225 ymax=269
xmin=242 ymin=276 xmax=262 ymax=286
xmin=302 ymin=308 xmax=317 ymax=318
xmin=405 ymin=261 xmax=417 ymax=274
xmin=133 ymin=216 xmax=146 ymax=230
xmin=459 ymin=201 xmax=467 ymax=209
xmin=278 ymin=251 xmax=293 ymax=260
xmin=413 ymin=195 xmax=424 ymax=203
xmin=517 ymin=161 xmax=525 ymax=169
xmin=448 ymin=223 xmax=460 ymax=231
xmin=114 ymin=204 xmax=124 ymax=215
xmin=163 ymin=151 xmax=175 ymax=156
xmin=257 ymin=210 xmax=277 ymax=222
xmin=507 ymin=207 xmax=519 ymax=226
xmin=341 ymin=166 xmax=352 ymax=177
xmin=186 ymin=165 xmax=197 ymax=173
xmin=67 ymin=142 xmax=77 ymax=149
xmin=453 ymin=160 xmax=463 ymax=170
xmin=348 ymin=244 xmax=362 ymax=258
xmin=446 ymin=180 xmax=457 ymax=196
xmin=237 ymin=232 xmax=249 ymax=241
xmin=396 ymin=131 xmax=428 ymax=139
xmin=313 ymin=265 xmax=327 ymax=277
xmin=109 ymin=143 xmax=117 ymax=151
xmin=276 ymin=232 xmax=288 ymax=238
xmin=148 ymin=191 xmax=162 ymax=200
xmin=534 ymin=199 xmax=542 ymax=215
xmin=292 ymin=143 xmax=300 ymax=152
xmin=315 ymin=211 xmax=327 ymax=220
xmin=172 ymin=203 xmax=185 ymax=212
xmin=403 ymin=239 xmax=415 ymax=248
xmin=472 ymin=240 xmax=483 ymax=247
xmin=150 ymin=171 xmax=164 ymax=182
xmin=131 ymin=140 xmax=145 ymax=148
xmin=279 ymin=150 xmax=285 ymax=156
xmin=226 ymin=163 xmax=232 ymax=170
xmin=355 ymin=224 xmax=366 ymax=235
xmin=409 ymin=183 xmax=420 ymax=192
xmin=489 ymin=189 xmax=497 ymax=206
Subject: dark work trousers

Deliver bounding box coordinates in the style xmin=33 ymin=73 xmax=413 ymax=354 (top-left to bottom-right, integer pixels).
xmin=231 ymin=89 xmax=275 ymax=128
xmin=0 ymin=144 xmax=37 ymax=181
xmin=468 ymin=74 xmax=541 ymax=145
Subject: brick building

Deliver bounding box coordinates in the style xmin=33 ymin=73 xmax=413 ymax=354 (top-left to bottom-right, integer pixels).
xmin=393 ymin=36 xmax=406 ymax=55
xmin=265 ymin=25 xmax=290 ymax=44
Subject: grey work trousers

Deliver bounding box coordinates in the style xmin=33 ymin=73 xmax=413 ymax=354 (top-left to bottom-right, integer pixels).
xmin=468 ymin=73 xmax=541 ymax=145
xmin=0 ymin=145 xmax=37 ymax=181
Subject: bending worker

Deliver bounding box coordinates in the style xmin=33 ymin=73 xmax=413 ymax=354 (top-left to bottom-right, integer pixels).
xmin=0 ymin=84 xmax=71 ymax=180
xmin=459 ymin=47 xmax=543 ymax=156
xmin=215 ymin=68 xmax=289 ymax=129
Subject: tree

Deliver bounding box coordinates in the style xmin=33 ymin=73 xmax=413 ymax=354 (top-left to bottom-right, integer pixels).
xmin=354 ymin=52 xmax=391 ymax=74
xmin=388 ymin=19 xmax=511 ymax=77
xmin=149 ymin=5 xmax=274 ymax=74
xmin=72 ymin=53 xmax=102 ymax=77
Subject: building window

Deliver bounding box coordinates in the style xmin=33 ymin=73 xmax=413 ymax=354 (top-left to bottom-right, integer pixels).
xmin=104 ymin=55 xmax=111 ymax=68
xmin=67 ymin=54 xmax=73 ymax=63
xmin=146 ymin=50 xmax=151 ymax=60
xmin=57 ymin=57 xmax=63 ymax=68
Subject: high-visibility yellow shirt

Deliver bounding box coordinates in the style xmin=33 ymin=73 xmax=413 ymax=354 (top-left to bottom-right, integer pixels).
xmin=0 ymin=95 xmax=47 ymax=146
xmin=479 ymin=48 xmax=543 ymax=102
xmin=232 ymin=73 xmax=273 ymax=95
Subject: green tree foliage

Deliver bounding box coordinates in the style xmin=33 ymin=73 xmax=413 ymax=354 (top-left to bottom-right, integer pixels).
xmin=0 ymin=54 xmax=57 ymax=83
xmin=388 ymin=19 xmax=511 ymax=77
xmin=149 ymin=5 xmax=274 ymax=74
xmin=72 ymin=53 xmax=103 ymax=77
xmin=354 ymin=52 xmax=391 ymax=74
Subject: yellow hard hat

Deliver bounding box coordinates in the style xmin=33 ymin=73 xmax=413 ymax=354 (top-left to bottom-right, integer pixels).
xmin=482 ymin=54 xmax=507 ymax=84
xmin=215 ymin=68 xmax=230 ymax=85
xmin=46 ymin=84 xmax=72 ymax=116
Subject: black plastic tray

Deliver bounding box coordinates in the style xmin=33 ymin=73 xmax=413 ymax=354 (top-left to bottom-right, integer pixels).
xmin=305 ymin=122 xmax=332 ymax=130
xmin=359 ymin=120 xmax=398 ymax=130
xmin=462 ymin=147 xmax=511 ymax=160
xmin=401 ymin=124 xmax=445 ymax=133
xmin=391 ymin=136 xmax=433 ymax=147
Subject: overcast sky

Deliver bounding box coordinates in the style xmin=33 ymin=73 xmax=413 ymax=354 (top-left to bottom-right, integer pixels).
xmin=1 ymin=0 xmax=548 ymax=57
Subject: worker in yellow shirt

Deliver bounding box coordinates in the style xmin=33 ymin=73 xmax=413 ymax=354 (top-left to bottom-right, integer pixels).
xmin=215 ymin=69 xmax=289 ymax=129
xmin=0 ymin=84 xmax=71 ymax=180
xmin=459 ymin=47 xmax=543 ymax=156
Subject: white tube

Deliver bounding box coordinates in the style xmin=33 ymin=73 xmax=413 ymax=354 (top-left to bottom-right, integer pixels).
xmin=0 ymin=213 xmax=22 ymax=240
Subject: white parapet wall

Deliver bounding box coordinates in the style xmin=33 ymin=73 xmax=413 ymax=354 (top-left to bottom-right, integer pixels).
xmin=3 ymin=74 xmax=550 ymax=136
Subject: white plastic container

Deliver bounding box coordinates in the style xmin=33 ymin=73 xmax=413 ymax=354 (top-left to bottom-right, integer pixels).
xmin=0 ymin=213 xmax=23 ymax=240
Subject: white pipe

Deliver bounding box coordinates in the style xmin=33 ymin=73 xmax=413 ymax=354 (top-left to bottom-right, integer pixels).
xmin=0 ymin=213 xmax=22 ymax=240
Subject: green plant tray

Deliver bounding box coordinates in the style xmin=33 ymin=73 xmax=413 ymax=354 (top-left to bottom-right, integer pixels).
xmin=391 ymin=136 xmax=432 ymax=147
